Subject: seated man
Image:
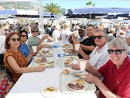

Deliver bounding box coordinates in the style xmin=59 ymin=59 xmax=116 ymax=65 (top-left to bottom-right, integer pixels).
xmin=78 ymin=24 xmax=96 ymax=59
xmin=78 ymin=28 xmax=87 ymax=42
xmin=72 ymin=30 xmax=109 ymax=69
xmin=69 ymin=25 xmax=96 ymax=59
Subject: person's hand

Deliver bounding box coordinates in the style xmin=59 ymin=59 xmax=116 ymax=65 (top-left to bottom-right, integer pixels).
xmin=83 ymin=73 xmax=98 ymax=83
xmin=74 ymin=41 xmax=80 ymax=44
xmin=38 ymin=44 xmax=47 ymax=49
xmin=41 ymin=44 xmax=47 ymax=48
xmin=35 ymin=66 xmax=45 ymax=72
xmin=75 ymin=47 xmax=82 ymax=52
xmin=71 ymin=63 xmax=80 ymax=70
xmin=30 ymin=49 xmax=37 ymax=56
xmin=43 ymin=34 xmax=49 ymax=39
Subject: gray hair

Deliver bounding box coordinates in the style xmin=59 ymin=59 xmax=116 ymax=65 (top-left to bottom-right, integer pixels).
xmin=95 ymin=30 xmax=107 ymax=36
xmin=108 ymin=37 xmax=129 ymax=53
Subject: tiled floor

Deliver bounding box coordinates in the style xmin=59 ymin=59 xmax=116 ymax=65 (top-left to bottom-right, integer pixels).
xmin=0 ymin=69 xmax=6 ymax=80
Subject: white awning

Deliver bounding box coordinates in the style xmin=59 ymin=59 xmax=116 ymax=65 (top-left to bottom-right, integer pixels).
xmin=17 ymin=9 xmax=38 ymax=15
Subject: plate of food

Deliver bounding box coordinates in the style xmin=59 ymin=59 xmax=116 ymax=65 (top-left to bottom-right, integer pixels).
xmin=67 ymin=79 xmax=88 ymax=92
xmin=35 ymin=57 xmax=47 ymax=63
xmin=65 ymin=59 xmax=72 ymax=65
xmin=64 ymin=49 xmax=73 ymax=53
xmin=42 ymin=86 xmax=58 ymax=97
xmin=35 ymin=58 xmax=42 ymax=63
xmin=46 ymin=63 xmax=55 ymax=68
xmin=45 ymin=53 xmax=53 ymax=57
xmin=45 ymin=44 xmax=52 ymax=48
xmin=62 ymin=69 xmax=70 ymax=75
xmin=38 ymin=63 xmax=46 ymax=66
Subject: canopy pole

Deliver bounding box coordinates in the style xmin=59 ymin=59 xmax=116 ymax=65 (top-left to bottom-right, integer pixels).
xmin=89 ymin=13 xmax=91 ymax=19
xmin=39 ymin=0 xmax=44 ymax=37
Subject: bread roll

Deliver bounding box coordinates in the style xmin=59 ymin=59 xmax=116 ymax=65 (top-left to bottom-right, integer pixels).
xmin=44 ymin=87 xmax=57 ymax=94
xmin=76 ymin=79 xmax=84 ymax=86
xmin=62 ymin=69 xmax=70 ymax=75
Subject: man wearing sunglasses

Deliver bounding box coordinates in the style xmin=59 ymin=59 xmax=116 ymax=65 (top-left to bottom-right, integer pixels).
xmin=72 ymin=30 xmax=109 ymax=69
xmin=82 ymin=37 xmax=130 ymax=98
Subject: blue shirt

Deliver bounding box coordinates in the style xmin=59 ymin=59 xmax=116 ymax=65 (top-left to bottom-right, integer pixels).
xmin=19 ymin=43 xmax=30 ymax=57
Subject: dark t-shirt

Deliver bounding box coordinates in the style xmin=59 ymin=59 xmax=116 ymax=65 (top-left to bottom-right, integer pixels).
xmin=78 ymin=36 xmax=96 ymax=59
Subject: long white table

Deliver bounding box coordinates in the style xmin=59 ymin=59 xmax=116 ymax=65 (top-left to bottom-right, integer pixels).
xmin=6 ymin=48 xmax=97 ymax=98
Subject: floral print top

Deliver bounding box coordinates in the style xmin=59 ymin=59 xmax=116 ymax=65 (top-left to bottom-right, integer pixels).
xmin=4 ymin=49 xmax=28 ymax=83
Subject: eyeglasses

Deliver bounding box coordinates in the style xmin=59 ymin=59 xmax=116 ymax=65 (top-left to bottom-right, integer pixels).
xmin=32 ymin=31 xmax=38 ymax=33
xmin=21 ymin=35 xmax=27 ymax=37
xmin=94 ymin=36 xmax=106 ymax=39
xmin=107 ymin=49 xmax=125 ymax=55
xmin=79 ymin=31 xmax=84 ymax=33
xmin=10 ymin=38 xmax=20 ymax=42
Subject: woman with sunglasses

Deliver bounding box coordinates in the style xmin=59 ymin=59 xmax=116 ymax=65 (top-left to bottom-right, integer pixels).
xmin=4 ymin=32 xmax=45 ymax=84
xmin=28 ymin=25 xmax=48 ymax=50
xmin=82 ymin=37 xmax=130 ymax=98
xmin=18 ymin=30 xmax=34 ymax=64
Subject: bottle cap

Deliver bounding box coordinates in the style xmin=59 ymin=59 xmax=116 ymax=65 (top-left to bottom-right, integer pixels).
xmin=53 ymin=44 xmax=58 ymax=48
xmin=58 ymin=53 xmax=64 ymax=57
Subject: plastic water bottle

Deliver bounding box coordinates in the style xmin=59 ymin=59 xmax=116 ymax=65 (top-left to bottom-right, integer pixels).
xmin=53 ymin=42 xmax=59 ymax=63
xmin=58 ymin=48 xmax=65 ymax=70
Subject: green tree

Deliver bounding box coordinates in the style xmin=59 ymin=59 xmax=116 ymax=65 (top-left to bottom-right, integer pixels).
xmin=86 ymin=1 xmax=95 ymax=8
xmin=44 ymin=3 xmax=61 ymax=15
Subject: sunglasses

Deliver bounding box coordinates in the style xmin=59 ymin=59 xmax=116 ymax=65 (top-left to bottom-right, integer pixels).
xmin=32 ymin=31 xmax=38 ymax=33
xmin=107 ymin=49 xmax=125 ymax=55
xmin=21 ymin=35 xmax=27 ymax=37
xmin=79 ymin=31 xmax=84 ymax=33
xmin=10 ymin=38 xmax=20 ymax=42
xmin=94 ymin=36 xmax=106 ymax=39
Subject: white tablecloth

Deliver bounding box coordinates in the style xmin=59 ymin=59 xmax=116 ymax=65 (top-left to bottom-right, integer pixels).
xmin=6 ymin=48 xmax=97 ymax=98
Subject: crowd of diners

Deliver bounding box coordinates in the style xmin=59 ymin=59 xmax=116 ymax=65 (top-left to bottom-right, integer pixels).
xmin=0 ymin=19 xmax=130 ymax=98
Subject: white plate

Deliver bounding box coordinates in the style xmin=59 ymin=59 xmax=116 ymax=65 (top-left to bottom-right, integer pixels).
xmin=45 ymin=53 xmax=53 ymax=57
xmin=41 ymin=87 xmax=58 ymax=98
xmin=60 ymin=69 xmax=96 ymax=93
xmin=66 ymin=79 xmax=88 ymax=92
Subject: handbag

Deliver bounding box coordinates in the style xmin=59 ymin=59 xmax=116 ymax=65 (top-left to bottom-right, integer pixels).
xmin=0 ymin=75 xmax=14 ymax=98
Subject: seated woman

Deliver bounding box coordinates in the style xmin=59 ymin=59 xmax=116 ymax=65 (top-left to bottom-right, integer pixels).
xmin=27 ymin=25 xmax=48 ymax=50
xmin=18 ymin=30 xmax=34 ymax=64
xmin=4 ymin=32 xmax=45 ymax=84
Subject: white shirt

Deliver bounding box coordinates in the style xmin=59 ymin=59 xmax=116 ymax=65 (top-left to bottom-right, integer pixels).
xmin=0 ymin=36 xmax=6 ymax=54
xmin=0 ymin=28 xmax=6 ymax=35
xmin=89 ymin=43 xmax=109 ymax=68
xmin=52 ymin=30 xmax=61 ymax=42
xmin=60 ymin=29 xmax=72 ymax=44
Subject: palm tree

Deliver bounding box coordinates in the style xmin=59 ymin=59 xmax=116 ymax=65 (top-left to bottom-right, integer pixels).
xmin=44 ymin=2 xmax=61 ymax=15
xmin=86 ymin=1 xmax=95 ymax=8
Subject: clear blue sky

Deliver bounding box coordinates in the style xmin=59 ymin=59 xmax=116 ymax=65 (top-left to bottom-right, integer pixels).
xmin=42 ymin=0 xmax=130 ymax=9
